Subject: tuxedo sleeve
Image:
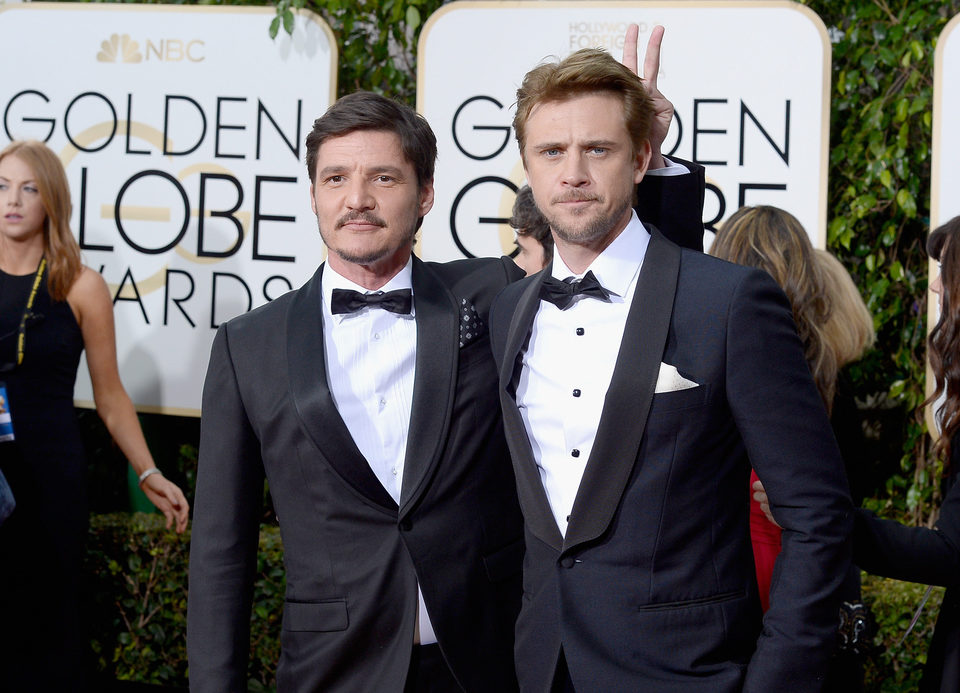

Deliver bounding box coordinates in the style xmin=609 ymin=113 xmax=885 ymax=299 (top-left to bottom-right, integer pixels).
xmin=187 ymin=324 xmax=265 ymax=692
xmin=724 ymin=270 xmax=853 ymax=692
xmin=854 ymin=476 xmax=960 ymax=587
xmin=634 ymin=157 xmax=705 ymax=251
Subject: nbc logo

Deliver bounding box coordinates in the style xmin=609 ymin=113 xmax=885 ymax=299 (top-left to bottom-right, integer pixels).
xmin=97 ymin=34 xmax=143 ymax=63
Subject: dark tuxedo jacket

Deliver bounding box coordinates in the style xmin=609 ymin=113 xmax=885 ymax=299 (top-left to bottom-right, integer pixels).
xmin=490 ymin=231 xmax=853 ymax=693
xmin=186 ymin=163 xmax=705 ymax=692
xmin=188 ymin=256 xmax=525 ymax=692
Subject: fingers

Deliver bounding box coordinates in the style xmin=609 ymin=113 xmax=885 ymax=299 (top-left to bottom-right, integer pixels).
xmin=143 ymin=476 xmax=191 ymax=534
xmin=643 ymin=25 xmax=665 ymax=89
xmin=621 ymin=23 xmax=640 ymax=75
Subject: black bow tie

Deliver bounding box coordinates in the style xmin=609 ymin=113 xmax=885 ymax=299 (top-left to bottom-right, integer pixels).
xmin=539 ymin=271 xmax=611 ymax=310
xmin=331 ymin=288 xmax=412 ymax=315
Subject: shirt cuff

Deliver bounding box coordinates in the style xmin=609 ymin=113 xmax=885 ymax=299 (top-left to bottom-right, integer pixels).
xmin=646 ymin=156 xmax=689 ymax=177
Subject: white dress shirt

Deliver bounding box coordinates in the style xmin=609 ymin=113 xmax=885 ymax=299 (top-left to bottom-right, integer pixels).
xmin=516 ymin=211 xmax=650 ymax=535
xmin=321 ymin=258 xmax=437 ymax=644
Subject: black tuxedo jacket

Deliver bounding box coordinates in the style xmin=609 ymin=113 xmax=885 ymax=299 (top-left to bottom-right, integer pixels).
xmin=188 ymin=256 xmax=525 ymax=692
xmin=490 ymin=231 xmax=853 ymax=693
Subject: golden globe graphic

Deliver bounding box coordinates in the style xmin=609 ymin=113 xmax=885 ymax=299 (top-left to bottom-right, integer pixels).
xmin=0 ymin=3 xmax=336 ymax=414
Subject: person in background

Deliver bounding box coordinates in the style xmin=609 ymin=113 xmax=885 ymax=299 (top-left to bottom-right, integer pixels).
xmin=815 ymin=248 xmax=876 ymax=508
xmin=757 ymin=218 xmax=960 ymax=690
xmin=710 ymin=206 xmax=838 ymax=610
xmin=713 ymin=208 xmax=875 ymax=689
xmin=849 ymin=216 xmax=960 ymax=692
xmin=816 ymin=248 xmax=876 ymax=371
xmin=0 ymin=139 xmax=189 ymax=691
xmin=509 ymin=185 xmax=553 ymax=275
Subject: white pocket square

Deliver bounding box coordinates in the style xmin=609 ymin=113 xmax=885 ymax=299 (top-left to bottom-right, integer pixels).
xmin=654 ymin=362 xmax=699 ymax=393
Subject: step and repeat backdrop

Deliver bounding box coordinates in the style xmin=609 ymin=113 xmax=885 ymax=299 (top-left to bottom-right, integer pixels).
xmin=13 ymin=1 xmax=954 ymax=416
xmin=0 ymin=3 xmax=335 ymax=413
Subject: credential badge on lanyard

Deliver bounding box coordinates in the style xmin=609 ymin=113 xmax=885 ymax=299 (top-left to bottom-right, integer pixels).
xmin=0 ymin=382 xmax=13 ymax=442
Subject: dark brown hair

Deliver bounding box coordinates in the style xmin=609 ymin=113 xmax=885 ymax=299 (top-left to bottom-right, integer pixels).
xmin=509 ymin=185 xmax=553 ymax=263
xmin=925 ymin=216 xmax=960 ymax=464
xmin=305 ymin=91 xmax=436 ymax=189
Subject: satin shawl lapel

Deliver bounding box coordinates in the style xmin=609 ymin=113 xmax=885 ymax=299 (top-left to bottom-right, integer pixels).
xmin=563 ymin=231 xmax=681 ymax=553
xmin=286 ymin=265 xmax=397 ymax=511
xmin=499 ymin=270 xmax=564 ymax=552
xmin=399 ymin=257 xmax=458 ymax=515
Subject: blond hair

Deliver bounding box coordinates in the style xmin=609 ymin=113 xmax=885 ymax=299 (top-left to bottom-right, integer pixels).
xmin=711 ymin=206 xmax=837 ymax=411
xmin=513 ymin=48 xmax=653 ymax=161
xmin=815 ymin=249 xmax=875 ymax=366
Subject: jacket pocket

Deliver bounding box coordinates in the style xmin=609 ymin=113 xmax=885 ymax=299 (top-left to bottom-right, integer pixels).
xmin=636 ymin=589 xmax=744 ymax=612
xmin=282 ymin=598 xmax=349 ymax=632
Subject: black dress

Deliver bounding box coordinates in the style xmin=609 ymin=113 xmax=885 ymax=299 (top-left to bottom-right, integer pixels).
xmin=854 ymin=440 xmax=960 ymax=692
xmin=0 ymin=266 xmax=88 ymax=691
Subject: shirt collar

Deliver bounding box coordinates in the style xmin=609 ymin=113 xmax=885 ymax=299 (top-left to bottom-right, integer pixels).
xmin=552 ymin=210 xmax=650 ymax=298
xmin=322 ymin=257 xmax=415 ymax=322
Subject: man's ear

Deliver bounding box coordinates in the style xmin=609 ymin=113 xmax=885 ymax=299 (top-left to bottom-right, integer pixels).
xmin=309 ymin=183 xmax=317 ymax=215
xmin=419 ymin=179 xmax=435 ymax=217
xmin=634 ymin=140 xmax=652 ymax=184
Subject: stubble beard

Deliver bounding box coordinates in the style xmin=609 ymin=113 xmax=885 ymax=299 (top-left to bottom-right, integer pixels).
xmin=316 ymin=210 xmax=417 ymax=266
xmin=546 ymin=196 xmax=632 ymax=247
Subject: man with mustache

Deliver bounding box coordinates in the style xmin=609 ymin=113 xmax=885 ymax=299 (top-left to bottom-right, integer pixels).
xmin=489 ymin=47 xmax=853 ymax=692
xmin=186 ymin=28 xmax=704 ymax=692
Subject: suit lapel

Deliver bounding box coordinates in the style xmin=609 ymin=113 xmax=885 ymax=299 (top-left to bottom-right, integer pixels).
xmin=287 ymin=265 xmax=397 ymax=511
xmin=398 ymin=257 xmax=458 ymax=515
xmin=562 ymin=230 xmax=681 ymax=553
xmin=499 ymin=270 xmax=565 ymax=552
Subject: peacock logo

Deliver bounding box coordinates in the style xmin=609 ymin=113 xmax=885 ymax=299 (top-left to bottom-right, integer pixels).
xmin=97 ymin=34 xmax=143 ymax=63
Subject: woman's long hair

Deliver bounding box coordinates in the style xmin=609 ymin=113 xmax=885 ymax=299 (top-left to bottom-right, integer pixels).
xmin=0 ymin=140 xmax=81 ymax=300
xmin=815 ymin=249 xmax=875 ymax=367
xmin=925 ymin=216 xmax=960 ymax=464
xmin=711 ymin=205 xmax=837 ymax=412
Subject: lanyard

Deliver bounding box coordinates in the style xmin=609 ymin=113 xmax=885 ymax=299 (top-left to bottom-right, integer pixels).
xmin=14 ymin=257 xmax=46 ymax=367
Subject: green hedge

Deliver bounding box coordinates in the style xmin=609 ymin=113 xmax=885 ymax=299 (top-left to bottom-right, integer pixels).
xmin=86 ymin=513 xmax=283 ymax=691
xmin=88 ymin=514 xmax=942 ymax=692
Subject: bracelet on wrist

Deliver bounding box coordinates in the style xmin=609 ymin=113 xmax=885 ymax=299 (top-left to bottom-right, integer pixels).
xmin=137 ymin=467 xmax=162 ymax=486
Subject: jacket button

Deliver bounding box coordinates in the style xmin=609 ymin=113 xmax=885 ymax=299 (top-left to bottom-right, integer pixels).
xmin=399 ymin=519 xmax=412 ymax=531
xmin=560 ymin=557 xmax=575 ymax=569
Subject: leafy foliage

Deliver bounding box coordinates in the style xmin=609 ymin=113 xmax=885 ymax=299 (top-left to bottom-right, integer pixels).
xmin=271 ymin=0 xmax=444 ymax=103
xmin=801 ymin=0 xmax=960 ymax=524
xmin=86 ymin=514 xmax=284 ymax=690
xmin=861 ymin=573 xmax=944 ymax=691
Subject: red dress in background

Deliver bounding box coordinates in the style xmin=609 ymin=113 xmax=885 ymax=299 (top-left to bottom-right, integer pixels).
xmin=749 ymin=468 xmax=782 ymax=612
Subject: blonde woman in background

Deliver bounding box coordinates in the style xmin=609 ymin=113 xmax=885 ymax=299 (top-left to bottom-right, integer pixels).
xmin=712 ymin=205 xmax=872 ymax=690
xmin=0 ymin=140 xmax=188 ymax=690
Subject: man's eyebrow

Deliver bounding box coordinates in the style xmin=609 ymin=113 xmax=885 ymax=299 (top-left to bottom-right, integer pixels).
xmin=317 ymin=165 xmax=348 ymax=178
xmin=368 ymin=165 xmax=407 ymax=177
xmin=583 ymin=139 xmax=619 ymax=149
xmin=531 ymin=141 xmax=564 ymax=151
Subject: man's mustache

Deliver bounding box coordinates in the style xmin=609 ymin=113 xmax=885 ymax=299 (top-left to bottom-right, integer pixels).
xmin=552 ymin=193 xmax=601 ymax=204
xmin=336 ymin=212 xmax=387 ymax=228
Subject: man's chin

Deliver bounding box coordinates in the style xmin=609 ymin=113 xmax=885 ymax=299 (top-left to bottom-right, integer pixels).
xmin=333 ymin=247 xmax=390 ymax=266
